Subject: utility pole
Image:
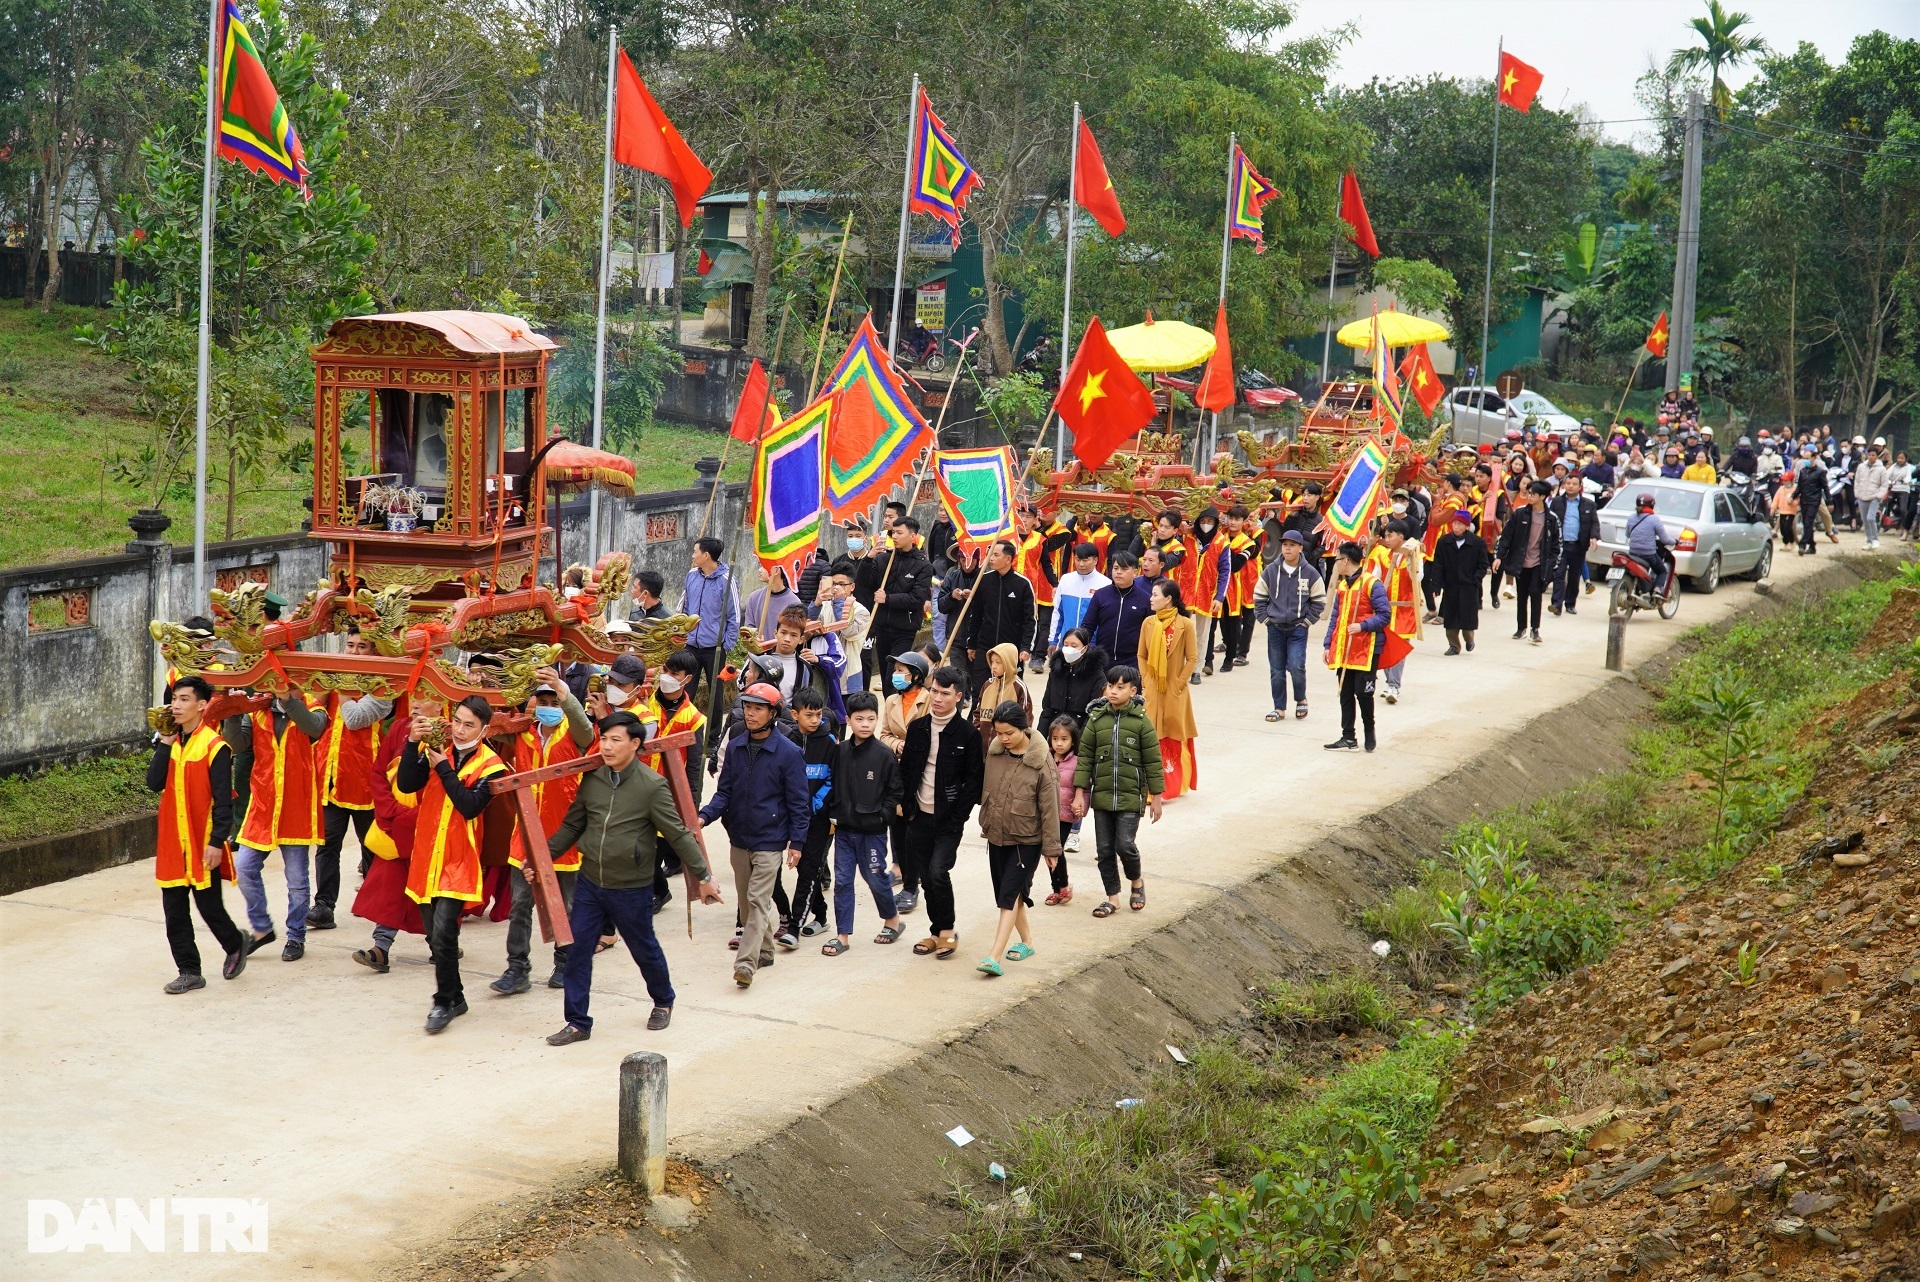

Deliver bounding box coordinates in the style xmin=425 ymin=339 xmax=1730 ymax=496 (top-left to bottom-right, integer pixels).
xmin=1665 ymin=90 xmax=1704 ymax=395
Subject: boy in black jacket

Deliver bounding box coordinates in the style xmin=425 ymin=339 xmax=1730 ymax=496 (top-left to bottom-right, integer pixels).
xmin=823 ymin=691 xmax=905 ymax=955
xmin=779 ymin=687 xmax=837 ymax=947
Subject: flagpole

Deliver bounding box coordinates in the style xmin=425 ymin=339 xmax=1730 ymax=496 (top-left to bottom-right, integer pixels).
xmin=887 ymin=73 xmax=919 ymax=360
xmin=1476 ymin=37 xmax=1503 ymax=422
xmin=806 ymin=209 xmax=855 ymax=402
xmin=1609 ymin=347 xmax=1650 ymax=431
xmin=589 ymin=26 xmax=618 ymax=564
xmin=1319 ymin=234 xmax=1337 ymax=384
xmin=191 ymin=0 xmax=223 ymax=616
xmin=701 ymin=299 xmax=791 ymax=540
xmin=1210 ymin=135 xmax=1235 ymax=469
xmin=1056 ymin=102 xmax=1081 ymax=465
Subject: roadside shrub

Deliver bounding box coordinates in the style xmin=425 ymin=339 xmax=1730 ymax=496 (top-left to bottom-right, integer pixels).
xmin=1359 ymin=884 xmax=1456 ymax=986
xmin=1258 ymin=973 xmax=1399 ymax=1039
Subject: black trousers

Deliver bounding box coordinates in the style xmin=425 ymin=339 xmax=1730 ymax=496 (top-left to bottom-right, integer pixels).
xmin=419 ymin=895 xmax=467 ymax=1007
xmin=1030 ymin=604 xmax=1053 ymax=661
xmin=162 ymin=874 xmax=245 ymax=976
xmin=869 ymin=626 xmax=919 ymax=688
xmin=1512 ymin=564 xmax=1546 ymax=631
xmin=315 ymin=803 xmax=373 ymax=910
xmin=1221 ymin=610 xmax=1254 ymax=663
xmin=1338 ymin=667 xmax=1377 ymax=740
xmin=784 ymin=829 xmax=831 ymax=926
xmin=690 ymin=644 xmax=719 ymax=700
xmin=1550 ymin=549 xmax=1585 ymax=609
xmin=901 ymin=811 xmax=963 ymax=935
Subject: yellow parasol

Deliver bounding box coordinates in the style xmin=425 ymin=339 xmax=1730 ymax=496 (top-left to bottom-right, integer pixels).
xmin=1105 ymin=313 xmax=1217 ymax=372
xmin=1335 ymin=311 xmax=1449 ymax=350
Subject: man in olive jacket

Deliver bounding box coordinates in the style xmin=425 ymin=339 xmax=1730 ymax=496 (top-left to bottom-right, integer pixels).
xmin=1071 ymin=665 xmax=1165 ymax=914
xmin=544 ymin=712 xmax=723 ymax=1045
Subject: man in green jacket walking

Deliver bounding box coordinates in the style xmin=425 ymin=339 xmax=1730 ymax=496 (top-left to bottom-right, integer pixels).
xmin=544 ymin=712 xmax=724 ymax=1045
xmin=1072 ymin=665 xmax=1165 ymax=918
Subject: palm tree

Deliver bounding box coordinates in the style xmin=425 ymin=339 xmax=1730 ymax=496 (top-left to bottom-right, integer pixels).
xmin=1615 ymin=169 xmax=1671 ymax=224
xmin=1667 ymin=0 xmax=1768 ymax=116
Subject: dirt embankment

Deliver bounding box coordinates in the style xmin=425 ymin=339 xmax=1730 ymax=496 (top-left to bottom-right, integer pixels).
xmin=1359 ymin=590 xmax=1920 ymax=1282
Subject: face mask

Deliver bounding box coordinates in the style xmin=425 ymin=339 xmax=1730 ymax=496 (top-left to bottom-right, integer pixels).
xmin=847 ymin=537 xmax=866 ymax=553
xmin=1060 ymin=645 xmax=1084 ymax=665
xmin=1391 ymin=502 xmax=1407 ymax=514
xmin=655 ymin=673 xmax=682 ymax=695
xmin=533 ymin=705 xmax=565 ymax=728
xmin=607 ymin=683 xmax=635 ymax=706
xmin=891 ymin=674 xmax=910 ymax=691
xmin=562 ymin=585 xmax=582 ymax=600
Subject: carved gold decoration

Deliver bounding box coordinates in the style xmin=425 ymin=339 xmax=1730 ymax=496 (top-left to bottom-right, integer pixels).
xmin=449 ymin=607 xmax=553 ymax=649
xmin=209 ymin=582 xmax=270 ymax=653
xmin=317 ymin=326 xmax=460 ymax=359
xmin=302 ymin=670 xmax=402 ymax=697
xmin=147 ymin=706 xmax=177 ymax=735
xmin=351 ymin=584 xmax=415 ymax=656
xmin=1137 ymin=430 xmax=1183 ymax=456
xmin=496 ymin=644 xmax=562 ymax=705
xmin=150 ymin=621 xmax=220 ymax=676
xmin=1026 ymin=447 xmax=1055 ymax=483
xmin=409 ymin=369 xmax=453 ymax=387
xmin=723 ymin=625 xmax=766 ymax=676
xmin=337 ymin=368 xmax=385 ymax=384
xmin=632 ymin=613 xmax=698 ymax=669
xmin=418 ymin=717 xmax=452 ymax=751
xmin=1236 ymin=429 xmax=1290 ymax=471
xmin=349 ymin=562 xmax=461 ymax=593
xmin=592 ymin=552 xmax=631 ymax=615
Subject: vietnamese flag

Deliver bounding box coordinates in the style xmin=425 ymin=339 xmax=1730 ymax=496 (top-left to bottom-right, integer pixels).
xmin=1496 ymin=51 xmax=1544 ymax=112
xmin=1397 ymin=344 xmax=1445 ymax=417
xmin=1338 ymin=172 xmax=1379 ymax=257
xmin=1644 ymin=311 xmax=1670 ymax=358
xmin=1073 ymin=118 xmax=1126 ymax=237
xmin=1194 ymin=303 xmax=1235 ymax=413
xmin=730 ymin=359 xmax=779 ymax=443
xmin=613 ymin=49 xmax=712 ymax=227
xmin=1053 ymin=317 xmax=1156 ymax=471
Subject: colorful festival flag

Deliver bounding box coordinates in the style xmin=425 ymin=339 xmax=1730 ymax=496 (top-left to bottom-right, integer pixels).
xmin=1226 ymin=145 xmax=1278 ymax=253
xmin=1073 ymin=117 xmax=1126 ymax=238
xmin=1497 ymin=51 xmax=1545 ymax=112
xmin=749 ymin=394 xmax=827 ymax=569
xmin=1338 ymin=171 xmax=1380 ymax=257
xmin=1372 ymin=308 xmax=1406 ymax=442
xmin=1398 ymin=343 xmax=1445 ymax=417
xmin=1644 ymin=310 xmax=1670 ymax=359
xmin=1194 ymin=302 xmax=1235 ymax=413
xmin=215 ymin=0 xmax=308 ymax=191
xmin=729 ymin=359 xmax=778 ymax=443
xmin=909 ymin=88 xmax=982 ymax=246
xmin=1052 ymin=316 xmax=1157 ymax=472
xmin=613 ymin=49 xmax=712 ymax=228
xmin=824 ymin=314 xmax=933 ymax=518
xmin=1323 ymin=438 xmax=1393 ymax=545
xmin=934 ymin=447 xmax=1018 ymax=551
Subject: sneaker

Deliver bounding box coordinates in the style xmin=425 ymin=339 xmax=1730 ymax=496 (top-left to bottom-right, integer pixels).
xmin=1202 ymin=663 xmax=1214 ymax=676
xmin=1548 ymin=604 xmax=1562 ymax=617
xmin=1512 ymin=629 xmax=1525 ymax=640
xmin=1382 ymin=685 xmax=1399 ymax=704
xmin=895 ymin=889 xmax=919 ymax=915
xmin=490 ymin=972 xmax=532 ymax=996
xmin=546 ymin=969 xmax=565 ymax=989
xmin=1530 ymin=629 xmax=1543 ymax=645
xmin=1364 ymin=732 xmax=1378 ymax=752
xmin=1064 ymin=828 xmax=1081 ymax=853
xmin=1584 ymin=580 xmax=1596 ymax=595
xmin=727 ymin=926 xmax=742 ymax=950
xmin=1323 ymin=736 xmax=1359 ymax=751
xmin=733 ymin=965 xmax=755 ymax=989
xmin=164 ymin=972 xmax=206 ymax=995
xmin=1189 ymin=672 xmax=1202 ymax=685
xmin=307 ymin=907 xmax=336 ymax=930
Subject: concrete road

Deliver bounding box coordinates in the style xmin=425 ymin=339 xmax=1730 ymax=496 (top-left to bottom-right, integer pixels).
xmin=0 ymin=536 xmax=1870 ymax=1277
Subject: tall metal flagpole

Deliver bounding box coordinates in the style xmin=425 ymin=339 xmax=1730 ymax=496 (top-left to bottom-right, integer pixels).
xmin=1319 ymin=234 xmax=1337 ymax=384
xmin=191 ymin=0 xmax=223 ymax=614
xmin=1476 ymin=37 xmax=1504 ymax=419
xmin=1055 ymin=102 xmax=1081 ymax=463
xmin=589 ymin=27 xmax=618 ymax=563
xmin=887 ymin=73 xmax=920 ymax=359
xmin=1212 ymin=133 xmax=1234 ymax=467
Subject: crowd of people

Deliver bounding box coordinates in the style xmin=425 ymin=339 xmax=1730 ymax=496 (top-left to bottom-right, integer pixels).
xmin=144 ymin=407 xmax=1874 ymax=1038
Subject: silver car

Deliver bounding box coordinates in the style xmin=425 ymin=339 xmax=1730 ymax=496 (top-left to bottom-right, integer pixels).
xmin=1443 ymin=386 xmax=1584 ymax=447
xmin=1585 ymin=479 xmax=1774 ymax=593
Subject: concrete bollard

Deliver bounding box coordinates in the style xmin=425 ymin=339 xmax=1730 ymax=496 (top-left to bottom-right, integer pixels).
xmin=1605 ymin=614 xmax=1626 ymax=672
xmin=618 ymin=1051 xmax=668 ymax=1195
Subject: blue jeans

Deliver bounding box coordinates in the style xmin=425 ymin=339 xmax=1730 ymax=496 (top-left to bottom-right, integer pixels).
xmin=1266 ymin=624 xmax=1309 ymax=709
xmin=236 ymin=843 xmax=312 ymax=943
xmin=833 ymin=831 xmax=897 ymax=936
xmin=563 ymin=876 xmax=674 ymax=1031
xmin=931 ymin=610 xmax=949 ymax=652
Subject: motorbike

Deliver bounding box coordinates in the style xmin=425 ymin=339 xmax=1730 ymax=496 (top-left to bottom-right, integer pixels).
xmin=1606 ymin=550 xmax=1681 ymax=622
xmin=896 ymin=329 xmax=947 ymax=373
xmin=1724 ymin=470 xmax=1764 ymax=513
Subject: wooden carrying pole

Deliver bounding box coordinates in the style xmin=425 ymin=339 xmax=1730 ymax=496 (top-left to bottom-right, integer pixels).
xmin=1608 ymin=347 xmax=1650 ymax=431
xmin=701 ymin=300 xmax=794 ymax=539
xmin=808 ymin=209 xmax=858 ymax=402
xmin=873 ymin=327 xmax=980 ymax=592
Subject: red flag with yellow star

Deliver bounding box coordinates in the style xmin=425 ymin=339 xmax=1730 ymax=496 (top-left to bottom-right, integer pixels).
xmin=1397 ymin=343 xmax=1445 ymax=417
xmin=1496 ymin=51 xmax=1544 ymax=112
xmin=1644 ymin=310 xmax=1670 ymax=358
xmin=1053 ymin=316 xmax=1156 ymax=471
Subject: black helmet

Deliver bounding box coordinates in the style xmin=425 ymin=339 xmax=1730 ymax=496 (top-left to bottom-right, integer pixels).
xmin=1635 ymin=493 xmax=1658 ymax=512
xmin=892 ymin=651 xmax=931 ymax=682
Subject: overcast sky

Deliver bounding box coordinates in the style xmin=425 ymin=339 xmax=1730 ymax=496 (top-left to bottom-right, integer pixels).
xmin=1285 ymin=0 xmax=1918 ymax=148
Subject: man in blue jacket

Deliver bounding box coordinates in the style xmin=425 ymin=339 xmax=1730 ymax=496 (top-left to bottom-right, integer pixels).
xmin=681 ymin=537 xmax=741 ymax=698
xmin=698 ymin=683 xmax=809 ymax=988
xmin=1081 ymin=551 xmax=1153 ymax=669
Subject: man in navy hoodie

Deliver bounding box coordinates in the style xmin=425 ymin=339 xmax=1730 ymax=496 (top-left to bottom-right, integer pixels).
xmin=698 ymin=683 xmax=809 ymax=988
xmin=1080 ymin=551 xmax=1153 ymax=669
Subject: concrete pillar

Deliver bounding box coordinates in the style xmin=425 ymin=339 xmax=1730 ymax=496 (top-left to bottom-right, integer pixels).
xmin=617 ymin=1051 xmax=668 ymax=1195
xmin=1605 ymin=613 xmax=1626 ymax=672
xmin=127 ymin=510 xmax=174 ymax=703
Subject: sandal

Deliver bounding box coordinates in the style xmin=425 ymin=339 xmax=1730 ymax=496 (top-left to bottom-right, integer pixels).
xmin=1130 ymin=885 xmax=1146 ymax=912
xmin=977 ymin=957 xmax=1004 ymax=977
xmin=1092 ymin=901 xmax=1117 ymax=918
xmin=874 ymin=924 xmax=905 ymax=944
xmin=934 ymin=936 xmax=959 ymax=959
xmin=1294 ymin=703 xmax=1308 ymax=720
xmin=1055 ymin=886 xmax=1073 ymax=905
xmin=820 ymin=938 xmax=850 ymax=957
xmin=1264 ymin=710 xmax=1283 ymax=722
xmin=1044 ymin=889 xmax=1066 ymax=905
xmin=912 ymin=937 xmax=941 ymax=955
xmin=596 ymin=935 xmax=618 ymax=954
xmin=1005 ymin=942 xmax=1034 ymax=962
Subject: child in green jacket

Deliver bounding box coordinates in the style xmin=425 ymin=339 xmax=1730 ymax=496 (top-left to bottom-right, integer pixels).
xmin=1072 ymin=665 xmax=1165 ymax=917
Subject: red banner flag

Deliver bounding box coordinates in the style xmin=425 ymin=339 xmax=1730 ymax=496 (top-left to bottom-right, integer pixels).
xmin=1052 ymin=317 xmax=1156 ymax=471
xmin=1497 ymin=51 xmax=1544 ymax=112
xmin=1644 ymin=311 xmax=1670 ymax=358
xmin=1194 ymin=303 xmax=1235 ymax=413
xmin=1397 ymin=344 xmax=1445 ymax=417
xmin=1338 ymin=171 xmax=1379 ymax=257
xmin=1074 ymin=118 xmax=1125 ymax=237
xmin=730 ymin=359 xmax=779 ymax=443
xmin=613 ymin=49 xmax=712 ymax=227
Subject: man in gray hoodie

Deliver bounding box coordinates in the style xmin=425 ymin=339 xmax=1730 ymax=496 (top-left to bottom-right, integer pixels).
xmin=1252 ymin=531 xmax=1327 ymax=722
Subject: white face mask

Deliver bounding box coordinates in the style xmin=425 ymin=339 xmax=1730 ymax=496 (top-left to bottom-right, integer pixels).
xmin=1391 ymin=502 xmax=1407 ymax=514
xmin=607 ymin=682 xmax=635 ymax=706
xmin=1060 ymin=645 xmax=1084 ymax=665
xmin=655 ymin=673 xmax=682 ymax=695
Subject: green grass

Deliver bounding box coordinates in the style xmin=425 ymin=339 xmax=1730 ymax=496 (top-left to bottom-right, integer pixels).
xmin=618 ymin=418 xmax=749 ymax=492
xmin=0 ymin=753 xmax=154 ymax=846
xmin=1256 ymin=973 xmax=1400 ymax=1039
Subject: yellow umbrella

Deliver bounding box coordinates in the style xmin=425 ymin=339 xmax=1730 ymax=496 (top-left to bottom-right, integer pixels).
xmin=1335 ymin=311 xmax=1450 ymax=350
xmin=1104 ymin=314 xmax=1216 ymax=372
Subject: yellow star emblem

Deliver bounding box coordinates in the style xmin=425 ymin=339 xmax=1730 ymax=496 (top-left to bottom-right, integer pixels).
xmin=1415 ymin=368 xmax=1431 ymax=389
xmin=1502 ymin=68 xmax=1518 ymax=94
xmin=1078 ymin=370 xmax=1109 ymax=414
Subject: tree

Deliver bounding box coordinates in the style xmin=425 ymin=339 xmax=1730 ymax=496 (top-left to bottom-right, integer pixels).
xmin=1340 ymin=75 xmax=1592 ymax=373
xmin=1667 ymin=0 xmax=1768 ymax=118
xmin=1371 ymin=257 xmax=1457 ymax=317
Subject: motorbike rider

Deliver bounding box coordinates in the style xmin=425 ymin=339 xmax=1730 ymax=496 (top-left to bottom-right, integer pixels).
xmin=1625 ymin=492 xmax=1676 ymax=597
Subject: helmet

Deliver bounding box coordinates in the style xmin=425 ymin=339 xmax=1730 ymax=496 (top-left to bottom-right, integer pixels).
xmin=1700 ymin=425 xmax=1714 ymax=437
xmin=1581 ymin=417 xmax=1596 ymax=426
xmin=1505 ymin=427 xmax=1523 ymax=441
xmin=1636 ymin=493 xmax=1658 ymax=512
xmin=740 ymin=682 xmax=783 ymax=708
xmin=1737 ymin=436 xmax=1751 ymax=447
xmin=1854 ymin=435 xmax=1867 ymax=445
xmin=892 ymin=651 xmax=931 ymax=680
xmin=1874 ymin=436 xmax=1887 ymax=447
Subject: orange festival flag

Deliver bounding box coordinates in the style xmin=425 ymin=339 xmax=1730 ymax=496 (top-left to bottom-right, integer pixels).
xmin=613 ymin=49 xmax=712 ymax=227
xmin=1073 ymin=117 xmax=1126 ymax=237
xmin=1194 ymin=303 xmax=1235 ymax=413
